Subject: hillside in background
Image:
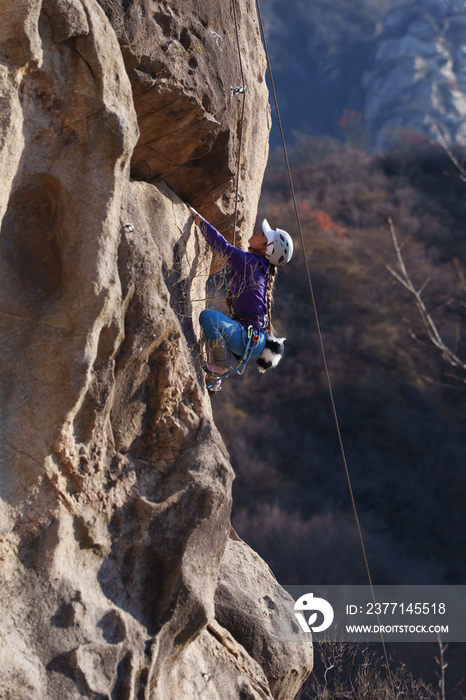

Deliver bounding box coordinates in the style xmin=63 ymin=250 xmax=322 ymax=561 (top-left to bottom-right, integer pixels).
xmin=262 ymin=0 xmax=466 ymax=150
xmin=260 ymin=0 xmax=388 ymax=142
xmin=211 ymin=136 xmax=466 ymax=691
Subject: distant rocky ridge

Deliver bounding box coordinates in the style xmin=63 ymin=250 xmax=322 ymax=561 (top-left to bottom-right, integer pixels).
xmin=0 ymin=0 xmax=312 ymax=698
xmin=262 ymin=0 xmax=466 ymax=151
xmin=364 ymin=0 xmax=466 ymax=150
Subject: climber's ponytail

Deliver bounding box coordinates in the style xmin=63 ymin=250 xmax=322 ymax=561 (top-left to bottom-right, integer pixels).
xmin=266 ymin=264 xmax=277 ymax=335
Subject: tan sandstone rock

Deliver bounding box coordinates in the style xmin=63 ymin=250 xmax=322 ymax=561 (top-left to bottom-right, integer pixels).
xmin=216 ymin=538 xmax=314 ymax=700
xmin=97 ymin=0 xmax=271 ymax=245
xmin=179 ymin=620 xmax=275 ymax=700
xmin=0 ymin=0 xmax=312 ymax=698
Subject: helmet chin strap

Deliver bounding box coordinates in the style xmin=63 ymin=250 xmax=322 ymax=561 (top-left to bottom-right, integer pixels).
xmin=248 ymin=245 xmax=267 ymax=255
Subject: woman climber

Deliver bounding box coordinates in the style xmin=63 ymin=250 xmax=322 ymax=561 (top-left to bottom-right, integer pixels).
xmin=188 ymin=204 xmax=293 ymax=393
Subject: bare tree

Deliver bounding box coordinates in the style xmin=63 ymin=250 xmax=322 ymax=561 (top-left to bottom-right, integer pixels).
xmin=432 ymin=124 xmax=466 ymax=183
xmin=386 ymin=218 xmax=466 ymax=385
xmin=443 ymin=0 xmax=466 ymax=17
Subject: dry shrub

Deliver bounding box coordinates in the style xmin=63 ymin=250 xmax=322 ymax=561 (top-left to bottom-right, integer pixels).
xmin=304 ymin=641 xmax=433 ymax=700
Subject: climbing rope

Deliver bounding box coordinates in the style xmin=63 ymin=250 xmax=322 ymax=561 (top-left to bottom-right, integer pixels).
xmin=254 ymin=0 xmax=393 ymax=683
xmin=230 ymin=0 xmax=246 ymax=247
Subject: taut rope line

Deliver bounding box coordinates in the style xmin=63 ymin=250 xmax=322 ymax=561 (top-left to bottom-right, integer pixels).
xmin=231 ymin=0 xmax=246 ymax=247
xmin=254 ymin=0 xmax=393 ymax=683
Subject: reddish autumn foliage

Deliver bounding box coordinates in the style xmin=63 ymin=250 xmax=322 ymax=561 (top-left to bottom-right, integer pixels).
xmin=298 ymin=202 xmax=346 ymax=236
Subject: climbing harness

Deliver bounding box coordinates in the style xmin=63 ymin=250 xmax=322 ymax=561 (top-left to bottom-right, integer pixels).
xmin=231 ymin=311 xmax=267 ymax=327
xmin=253 ymin=0 xmax=394 ymax=685
xmin=205 ymin=326 xmax=261 ymax=393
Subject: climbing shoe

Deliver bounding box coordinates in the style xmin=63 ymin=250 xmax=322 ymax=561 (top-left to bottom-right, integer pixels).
xmin=204 ymin=368 xmax=223 ymax=396
xmin=206 ymin=361 xmax=229 ymax=375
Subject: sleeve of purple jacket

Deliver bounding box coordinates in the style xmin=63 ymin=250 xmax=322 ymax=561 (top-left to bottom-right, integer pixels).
xmin=199 ymin=220 xmax=246 ymax=272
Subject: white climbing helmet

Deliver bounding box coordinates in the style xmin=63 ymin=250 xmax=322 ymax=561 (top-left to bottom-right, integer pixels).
xmin=262 ymin=219 xmax=293 ymax=266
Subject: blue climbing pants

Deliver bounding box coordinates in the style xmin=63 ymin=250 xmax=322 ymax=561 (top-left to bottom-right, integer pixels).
xmin=199 ymin=309 xmax=266 ymax=359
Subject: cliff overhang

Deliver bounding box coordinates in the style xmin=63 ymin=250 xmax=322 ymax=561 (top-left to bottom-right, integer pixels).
xmin=0 ymin=1 xmax=312 ymax=697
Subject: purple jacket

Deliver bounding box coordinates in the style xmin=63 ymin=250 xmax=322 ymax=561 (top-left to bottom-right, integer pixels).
xmin=199 ymin=220 xmax=270 ymax=330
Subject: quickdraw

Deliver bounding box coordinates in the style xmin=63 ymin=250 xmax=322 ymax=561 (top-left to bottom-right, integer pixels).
xmin=237 ymin=326 xmax=261 ymax=375
xmin=206 ymin=326 xmax=260 ymax=390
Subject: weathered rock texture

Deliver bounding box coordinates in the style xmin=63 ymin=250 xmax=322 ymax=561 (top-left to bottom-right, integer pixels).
xmin=0 ymin=0 xmax=311 ymax=698
xmin=98 ymin=0 xmax=271 ymax=241
xmin=364 ymin=0 xmax=466 ymax=150
xmin=215 ymin=539 xmax=314 ymax=700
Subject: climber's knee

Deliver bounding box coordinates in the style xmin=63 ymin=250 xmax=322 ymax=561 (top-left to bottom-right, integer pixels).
xmin=199 ymin=309 xmax=211 ymax=331
xmin=199 ymin=309 xmax=227 ymax=341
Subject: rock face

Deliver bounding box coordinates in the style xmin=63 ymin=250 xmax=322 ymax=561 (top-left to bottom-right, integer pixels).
xmin=364 ymin=0 xmax=466 ymax=150
xmin=215 ymin=539 xmax=314 ymax=700
xmin=0 ymin=1 xmax=311 ymax=699
xmin=98 ymin=0 xmax=271 ymax=241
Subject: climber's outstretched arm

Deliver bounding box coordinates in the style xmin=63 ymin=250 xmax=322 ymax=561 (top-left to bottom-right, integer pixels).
xmin=187 ymin=205 xmax=203 ymax=226
xmin=187 ymin=205 xmax=245 ymax=270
